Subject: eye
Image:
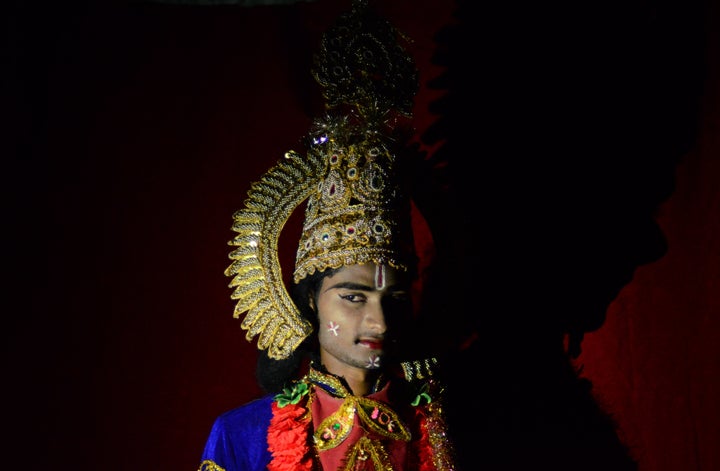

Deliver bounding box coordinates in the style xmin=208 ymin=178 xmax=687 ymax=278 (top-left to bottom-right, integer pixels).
xmin=340 ymin=293 xmax=366 ymax=303
xmin=382 ymin=292 xmax=411 ymax=313
xmin=393 ymin=291 xmax=409 ymax=301
xmin=388 ymin=291 xmax=410 ymax=303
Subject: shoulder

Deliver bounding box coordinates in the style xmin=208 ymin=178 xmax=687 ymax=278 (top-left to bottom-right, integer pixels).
xmin=199 ymin=394 xmax=276 ymax=471
xmin=211 ymin=394 xmax=276 ymax=434
xmin=381 ymin=359 xmax=449 ymax=414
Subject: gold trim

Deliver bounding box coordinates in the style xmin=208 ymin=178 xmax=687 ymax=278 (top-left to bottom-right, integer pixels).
xmin=198 ymin=460 xmax=225 ymax=471
xmin=224 ymin=150 xmax=323 ymax=359
xmin=314 ymin=398 xmax=357 ymax=451
xmin=341 ymin=436 xmax=395 ymax=471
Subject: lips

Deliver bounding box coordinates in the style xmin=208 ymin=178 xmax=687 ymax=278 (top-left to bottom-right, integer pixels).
xmin=358 ymin=339 xmax=384 ymax=350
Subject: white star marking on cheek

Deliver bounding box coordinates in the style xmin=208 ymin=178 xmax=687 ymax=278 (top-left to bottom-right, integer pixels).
xmin=327 ymin=322 xmax=340 ymax=336
xmin=366 ymin=355 xmax=381 ymax=368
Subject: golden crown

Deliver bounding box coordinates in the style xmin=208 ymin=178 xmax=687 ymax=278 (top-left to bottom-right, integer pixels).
xmin=293 ymin=117 xmax=416 ymax=283
xmin=224 ymin=0 xmax=419 ymax=359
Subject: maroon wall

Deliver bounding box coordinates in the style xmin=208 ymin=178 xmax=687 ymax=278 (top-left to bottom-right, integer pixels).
xmin=4 ymin=1 xmax=717 ymax=470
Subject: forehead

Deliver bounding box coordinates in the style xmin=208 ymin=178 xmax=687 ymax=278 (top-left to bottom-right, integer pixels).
xmin=322 ymin=263 xmax=407 ymax=288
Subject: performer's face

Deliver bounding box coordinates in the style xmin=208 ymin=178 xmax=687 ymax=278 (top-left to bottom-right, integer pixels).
xmin=313 ymin=263 xmax=411 ymax=378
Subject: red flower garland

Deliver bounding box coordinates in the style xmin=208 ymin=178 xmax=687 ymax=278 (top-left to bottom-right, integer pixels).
xmin=267 ymin=400 xmax=314 ymax=471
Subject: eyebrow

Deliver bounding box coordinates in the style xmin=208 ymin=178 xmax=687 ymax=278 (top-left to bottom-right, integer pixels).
xmin=323 ymin=281 xmax=373 ymax=293
xmin=323 ymin=281 xmax=408 ymax=293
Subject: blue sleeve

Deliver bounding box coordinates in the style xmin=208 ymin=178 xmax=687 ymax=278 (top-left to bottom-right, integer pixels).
xmin=198 ymin=395 xmax=274 ymax=471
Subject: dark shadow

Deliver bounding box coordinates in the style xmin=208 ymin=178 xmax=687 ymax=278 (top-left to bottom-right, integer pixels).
xmin=409 ymin=0 xmax=707 ymax=469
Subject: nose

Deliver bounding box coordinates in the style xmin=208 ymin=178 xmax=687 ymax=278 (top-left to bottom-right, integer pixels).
xmin=365 ymin=300 xmax=387 ymax=335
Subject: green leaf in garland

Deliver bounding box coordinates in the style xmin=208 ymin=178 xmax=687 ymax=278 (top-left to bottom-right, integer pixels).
xmin=274 ymin=381 xmax=309 ymax=407
xmin=411 ymin=382 xmax=432 ymax=407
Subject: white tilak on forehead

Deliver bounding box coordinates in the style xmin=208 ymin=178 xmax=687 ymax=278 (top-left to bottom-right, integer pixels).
xmin=374 ymin=263 xmax=386 ymax=290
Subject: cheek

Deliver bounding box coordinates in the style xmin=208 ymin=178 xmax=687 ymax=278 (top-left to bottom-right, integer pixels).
xmin=318 ymin=318 xmax=347 ymax=351
xmin=322 ymin=320 xmax=342 ymax=338
xmin=387 ymin=312 xmax=412 ymax=334
xmin=317 ymin=297 xmax=348 ymax=338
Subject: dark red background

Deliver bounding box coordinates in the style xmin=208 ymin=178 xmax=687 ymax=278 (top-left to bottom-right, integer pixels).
xmin=4 ymin=1 xmax=718 ymax=470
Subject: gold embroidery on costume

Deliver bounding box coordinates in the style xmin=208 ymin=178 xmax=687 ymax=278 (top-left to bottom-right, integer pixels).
xmin=314 ymin=395 xmax=411 ymax=451
xmin=198 ymin=460 xmax=226 ymax=471
xmin=308 ymin=367 xmax=347 ymax=393
xmin=308 ymin=365 xmax=386 ymax=394
xmin=310 ymin=368 xmax=411 ymax=451
xmin=271 ymin=366 xmax=457 ymax=470
xmin=425 ymin=402 xmax=456 ymax=471
xmin=355 ymin=397 xmax=409 ymax=439
xmin=341 ymin=436 xmax=394 ymax=471
xmin=314 ymin=396 xmax=357 ymax=450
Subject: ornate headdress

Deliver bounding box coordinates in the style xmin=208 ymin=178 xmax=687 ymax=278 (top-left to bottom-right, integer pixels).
xmin=224 ymin=0 xmax=420 ymax=359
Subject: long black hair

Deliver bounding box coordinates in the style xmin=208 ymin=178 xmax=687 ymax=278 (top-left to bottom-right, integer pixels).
xmin=255 ymin=268 xmax=338 ymax=393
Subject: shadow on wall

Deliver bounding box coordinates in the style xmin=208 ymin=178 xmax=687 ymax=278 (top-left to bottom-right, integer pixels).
xmin=409 ymin=0 xmax=706 ymax=470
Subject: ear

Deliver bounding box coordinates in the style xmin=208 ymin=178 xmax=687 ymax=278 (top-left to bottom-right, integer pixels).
xmin=308 ymin=294 xmax=316 ymax=312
